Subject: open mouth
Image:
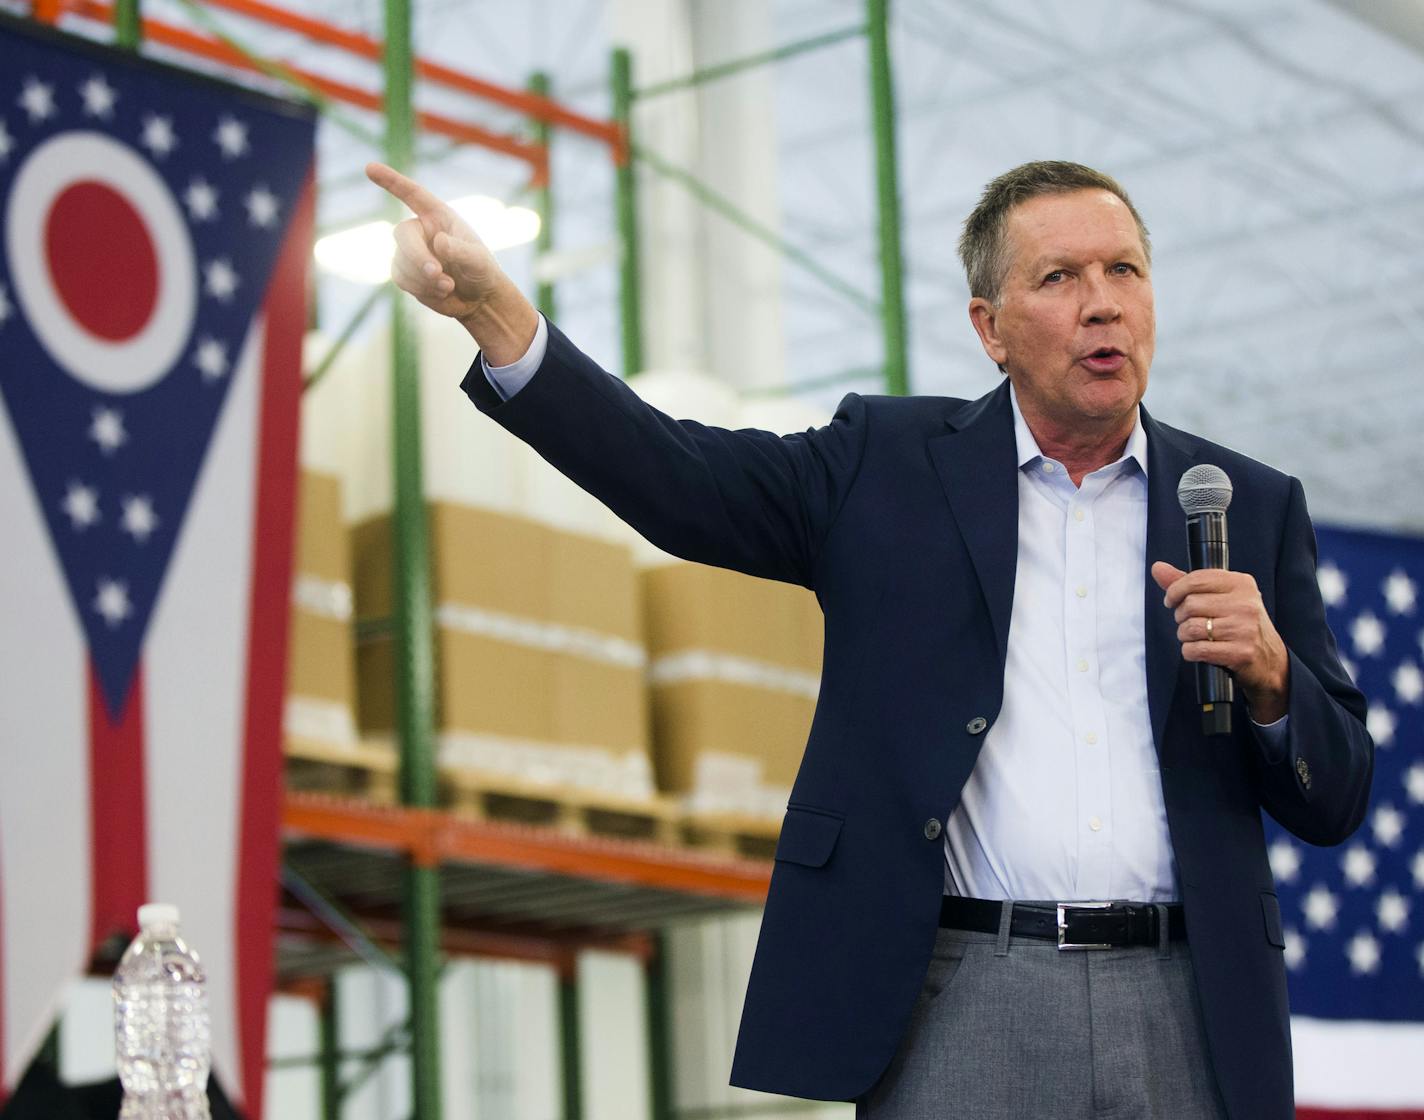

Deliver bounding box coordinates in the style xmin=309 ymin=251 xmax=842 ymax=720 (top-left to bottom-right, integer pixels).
xmin=1081 ymin=347 xmax=1126 ymax=371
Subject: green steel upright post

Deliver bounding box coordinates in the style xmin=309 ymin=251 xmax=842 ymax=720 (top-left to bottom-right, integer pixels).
xmin=319 ymin=981 xmax=341 ymax=1120
xmin=559 ymin=964 xmax=584 ymax=1120
xmin=610 ymin=48 xmax=644 ymax=378
xmin=114 ymin=0 xmax=140 ymax=48
xmin=866 ymin=0 xmax=910 ymax=396
xmin=528 ymin=71 xmax=557 ymax=321
xmin=382 ymin=0 xmax=443 ymax=1113
xmin=644 ymin=934 xmax=674 ymax=1120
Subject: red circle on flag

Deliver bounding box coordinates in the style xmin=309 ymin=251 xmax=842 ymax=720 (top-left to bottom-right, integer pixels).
xmin=45 ymin=181 xmax=159 ymax=342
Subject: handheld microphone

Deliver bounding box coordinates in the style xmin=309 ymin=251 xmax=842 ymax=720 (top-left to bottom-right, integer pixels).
xmin=1176 ymin=465 xmax=1234 ymax=735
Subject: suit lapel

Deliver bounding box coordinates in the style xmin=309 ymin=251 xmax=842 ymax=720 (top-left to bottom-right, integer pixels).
xmin=1142 ymin=407 xmax=1198 ymax=752
xmin=927 ymin=381 xmax=1018 ymax=665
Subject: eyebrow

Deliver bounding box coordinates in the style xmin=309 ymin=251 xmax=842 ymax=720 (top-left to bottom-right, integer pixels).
xmin=1026 ymin=247 xmax=1146 ymax=274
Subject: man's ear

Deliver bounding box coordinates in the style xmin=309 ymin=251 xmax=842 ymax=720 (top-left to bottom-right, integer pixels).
xmin=968 ymin=297 xmax=1008 ymax=367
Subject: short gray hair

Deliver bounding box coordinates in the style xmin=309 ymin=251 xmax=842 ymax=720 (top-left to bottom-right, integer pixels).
xmin=957 ymin=160 xmax=1151 ymax=305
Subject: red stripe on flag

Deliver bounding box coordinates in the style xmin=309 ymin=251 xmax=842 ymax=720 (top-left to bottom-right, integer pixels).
xmin=88 ymin=664 xmax=148 ymax=949
xmin=233 ymin=166 xmax=312 ymax=1117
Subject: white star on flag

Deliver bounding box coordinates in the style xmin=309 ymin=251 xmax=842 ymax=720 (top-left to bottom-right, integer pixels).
xmin=1304 ymin=884 xmax=1340 ymax=929
xmin=1351 ymin=611 xmax=1386 ymax=656
xmin=1372 ymin=805 xmax=1406 ymax=848
xmin=214 ymin=114 xmax=249 ymax=158
xmin=120 ymin=495 xmax=158 ymax=543
xmin=1341 ymin=655 xmax=1359 ymax=683
xmin=1411 ymin=851 xmax=1424 ymax=891
xmin=1317 ymin=561 xmax=1348 ymax=606
xmin=0 ymin=119 xmax=13 ymax=161
xmin=1268 ymin=838 xmax=1302 ymax=882
xmin=204 ymin=258 xmax=239 ymax=301
xmin=78 ymin=74 xmax=116 ymax=118
xmin=184 ymin=177 xmax=219 ymax=221
xmin=244 ymin=184 xmax=278 ymax=228
xmin=1342 ymin=845 xmax=1377 ymax=887
xmin=1395 ymin=662 xmax=1424 ymax=705
xmin=0 ymin=282 xmax=10 ymax=327
xmin=1367 ymin=705 xmax=1397 ymax=747
xmin=1384 ymin=570 xmax=1418 ymax=615
xmin=88 ymin=406 xmax=127 ymax=454
xmin=1406 ymin=763 xmax=1424 ymax=805
xmin=19 ymin=77 xmax=56 ymax=122
xmin=61 ymin=482 xmax=99 ymax=530
xmin=193 ymin=336 xmax=229 ymax=381
xmin=93 ymin=577 xmax=132 ymax=628
xmin=1346 ymin=931 xmax=1382 ymax=975
xmin=1377 ymin=889 xmax=1410 ymax=934
xmin=1283 ymin=928 xmax=1306 ymax=971
xmin=140 ymin=112 xmax=177 ymax=157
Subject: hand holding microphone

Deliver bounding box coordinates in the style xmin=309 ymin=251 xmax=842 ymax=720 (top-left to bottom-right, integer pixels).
xmin=1150 ymin=465 xmax=1291 ymax=734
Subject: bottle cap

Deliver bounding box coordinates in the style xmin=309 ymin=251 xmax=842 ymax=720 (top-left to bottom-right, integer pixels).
xmin=137 ymin=903 xmax=180 ymax=929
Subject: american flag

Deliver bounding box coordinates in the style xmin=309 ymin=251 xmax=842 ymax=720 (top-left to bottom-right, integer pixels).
xmin=1268 ymin=524 xmax=1424 ymax=1119
xmin=0 ymin=16 xmax=313 ymax=1116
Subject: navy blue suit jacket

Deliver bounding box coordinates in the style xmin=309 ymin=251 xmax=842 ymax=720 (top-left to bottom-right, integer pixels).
xmin=461 ymin=322 xmax=1373 ymax=1119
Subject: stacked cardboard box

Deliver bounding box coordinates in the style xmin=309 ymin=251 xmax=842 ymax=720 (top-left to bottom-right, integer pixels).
xmin=354 ymin=503 xmax=655 ymax=800
xmin=284 ymin=471 xmax=393 ymax=791
xmin=641 ymin=562 xmax=822 ymax=821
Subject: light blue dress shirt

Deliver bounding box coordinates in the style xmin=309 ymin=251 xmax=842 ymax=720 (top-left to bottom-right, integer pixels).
xmin=481 ymin=317 xmax=1286 ymax=903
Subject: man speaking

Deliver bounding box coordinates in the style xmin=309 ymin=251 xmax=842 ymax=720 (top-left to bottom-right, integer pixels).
xmin=367 ymin=158 xmax=1373 ymax=1119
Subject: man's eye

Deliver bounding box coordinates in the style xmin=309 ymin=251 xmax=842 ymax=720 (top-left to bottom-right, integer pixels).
xmin=1111 ymin=262 xmax=1135 ymax=275
xmin=1044 ymin=270 xmax=1065 ymax=283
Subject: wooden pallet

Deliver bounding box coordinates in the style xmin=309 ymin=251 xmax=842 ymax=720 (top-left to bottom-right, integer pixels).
xmin=285 ymin=736 xmax=399 ymax=805
xmin=442 ymin=767 xmax=683 ymax=845
xmin=678 ymin=810 xmax=783 ymax=861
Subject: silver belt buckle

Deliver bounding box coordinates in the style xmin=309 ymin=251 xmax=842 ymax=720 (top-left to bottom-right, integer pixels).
xmin=1057 ymin=900 xmax=1116 ymax=951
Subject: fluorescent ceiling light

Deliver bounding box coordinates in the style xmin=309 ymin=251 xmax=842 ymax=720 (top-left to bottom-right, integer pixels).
xmin=314 ymin=196 xmax=541 ymax=285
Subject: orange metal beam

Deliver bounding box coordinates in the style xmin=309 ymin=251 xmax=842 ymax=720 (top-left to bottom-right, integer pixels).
xmin=283 ymin=791 xmax=772 ymax=905
xmin=68 ymin=0 xmax=551 ymax=183
xmin=197 ymin=0 xmax=623 ymax=155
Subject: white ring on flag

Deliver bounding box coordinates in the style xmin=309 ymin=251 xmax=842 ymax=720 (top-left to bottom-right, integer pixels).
xmin=5 ymin=132 xmax=196 ymax=394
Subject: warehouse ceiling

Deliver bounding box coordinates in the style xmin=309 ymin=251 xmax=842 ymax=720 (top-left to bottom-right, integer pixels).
xmin=15 ymin=0 xmax=1423 ymax=532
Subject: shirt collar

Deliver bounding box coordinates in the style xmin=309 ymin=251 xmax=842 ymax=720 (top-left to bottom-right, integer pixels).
xmin=1008 ymin=381 xmax=1149 ymax=478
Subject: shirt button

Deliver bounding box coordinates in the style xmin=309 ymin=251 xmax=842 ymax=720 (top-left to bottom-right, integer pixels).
xmin=1075 ymin=585 xmax=1088 ymax=598
xmin=1076 ymin=658 xmax=1089 ymax=673
xmin=1085 ymin=732 xmax=1098 ymax=745
xmin=1041 ymin=462 xmax=1056 ymax=474
xmin=924 ymin=818 xmax=943 ymax=840
xmin=1073 ymin=508 xmax=1085 ymax=522
xmin=1089 ymin=816 xmax=1103 ymax=832
xmin=966 ymin=716 xmax=988 ymax=735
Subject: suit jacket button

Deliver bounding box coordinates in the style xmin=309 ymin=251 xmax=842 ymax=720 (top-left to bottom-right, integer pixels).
xmin=924 ymin=818 xmax=942 ymax=840
xmin=1295 ymin=757 xmax=1312 ymax=789
xmin=966 ymin=717 xmax=988 ymax=735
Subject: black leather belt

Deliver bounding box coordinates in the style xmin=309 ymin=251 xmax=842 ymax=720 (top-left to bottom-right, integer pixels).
xmin=939 ymin=895 xmax=1186 ymax=950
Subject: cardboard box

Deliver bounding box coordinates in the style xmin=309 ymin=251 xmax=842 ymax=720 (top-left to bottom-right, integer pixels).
xmin=354 ymin=502 xmax=653 ymax=797
xmin=286 ymin=470 xmax=358 ymax=749
xmin=641 ymin=562 xmax=822 ymax=817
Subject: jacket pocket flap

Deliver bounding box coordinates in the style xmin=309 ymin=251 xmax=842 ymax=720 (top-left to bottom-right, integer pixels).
xmin=774 ymin=807 xmax=844 ymax=868
xmin=1261 ymin=891 xmax=1285 ymax=948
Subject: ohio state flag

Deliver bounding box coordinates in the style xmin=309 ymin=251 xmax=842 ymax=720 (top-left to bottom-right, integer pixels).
xmin=0 ymin=16 xmax=314 ymax=1116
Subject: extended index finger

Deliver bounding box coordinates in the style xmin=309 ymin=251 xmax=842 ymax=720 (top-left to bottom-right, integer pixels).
xmin=366 ymin=161 xmax=448 ymax=220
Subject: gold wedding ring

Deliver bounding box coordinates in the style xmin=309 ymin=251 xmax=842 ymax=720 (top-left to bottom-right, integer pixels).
xmin=1205 ymin=617 xmax=1215 ymax=641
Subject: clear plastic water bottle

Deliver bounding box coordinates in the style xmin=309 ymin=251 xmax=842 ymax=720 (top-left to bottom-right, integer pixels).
xmin=113 ymin=903 xmax=212 ymax=1119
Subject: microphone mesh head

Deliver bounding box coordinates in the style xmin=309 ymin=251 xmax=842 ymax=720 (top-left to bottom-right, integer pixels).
xmin=1177 ymin=464 xmax=1233 ymax=515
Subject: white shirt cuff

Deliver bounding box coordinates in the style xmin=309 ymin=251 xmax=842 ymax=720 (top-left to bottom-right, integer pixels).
xmin=480 ymin=313 xmax=549 ymax=402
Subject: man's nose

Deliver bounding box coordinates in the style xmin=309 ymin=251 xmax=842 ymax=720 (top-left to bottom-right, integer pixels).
xmin=1080 ymin=271 xmax=1121 ymax=323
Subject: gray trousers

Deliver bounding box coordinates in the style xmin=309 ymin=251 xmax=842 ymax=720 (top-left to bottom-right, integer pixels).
xmin=857 ymin=905 xmax=1230 ymax=1119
